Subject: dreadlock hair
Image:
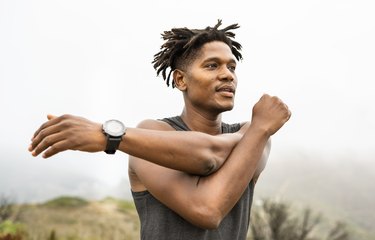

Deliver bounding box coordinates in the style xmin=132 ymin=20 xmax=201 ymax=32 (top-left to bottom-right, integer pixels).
xmin=152 ymin=19 xmax=243 ymax=88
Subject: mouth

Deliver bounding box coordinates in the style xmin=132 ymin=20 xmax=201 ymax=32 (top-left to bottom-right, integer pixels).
xmin=216 ymin=85 xmax=236 ymax=97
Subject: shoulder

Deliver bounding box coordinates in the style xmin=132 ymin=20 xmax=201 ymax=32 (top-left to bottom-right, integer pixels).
xmin=237 ymin=121 xmax=250 ymax=131
xmin=240 ymin=121 xmax=249 ymax=127
xmin=221 ymin=121 xmax=249 ymax=134
xmin=136 ymin=118 xmax=176 ymax=131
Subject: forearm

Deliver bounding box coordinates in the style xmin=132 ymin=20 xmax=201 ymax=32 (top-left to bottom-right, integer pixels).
xmin=120 ymin=127 xmax=242 ymax=175
xmin=191 ymin=124 xmax=270 ymax=224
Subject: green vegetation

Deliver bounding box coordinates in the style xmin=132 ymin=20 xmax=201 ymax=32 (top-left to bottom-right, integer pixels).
xmin=0 ymin=220 xmax=24 ymax=236
xmin=42 ymin=196 xmax=88 ymax=208
xmin=3 ymin=196 xmax=140 ymax=240
xmin=0 ymin=195 xmax=25 ymax=240
xmin=99 ymin=197 xmax=136 ymax=213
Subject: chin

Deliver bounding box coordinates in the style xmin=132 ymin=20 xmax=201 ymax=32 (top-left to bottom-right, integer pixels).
xmin=218 ymin=104 xmax=234 ymax=113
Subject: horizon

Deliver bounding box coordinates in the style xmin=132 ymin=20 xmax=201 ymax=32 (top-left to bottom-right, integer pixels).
xmin=1 ymin=0 xmax=374 ymax=206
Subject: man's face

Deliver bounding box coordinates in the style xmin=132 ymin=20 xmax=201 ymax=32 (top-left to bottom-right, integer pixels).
xmin=183 ymin=41 xmax=238 ymax=114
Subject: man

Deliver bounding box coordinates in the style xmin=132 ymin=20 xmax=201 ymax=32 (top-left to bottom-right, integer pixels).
xmin=29 ymin=20 xmax=291 ymax=239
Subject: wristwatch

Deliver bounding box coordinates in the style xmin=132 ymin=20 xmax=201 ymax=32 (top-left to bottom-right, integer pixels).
xmin=102 ymin=119 xmax=126 ymax=154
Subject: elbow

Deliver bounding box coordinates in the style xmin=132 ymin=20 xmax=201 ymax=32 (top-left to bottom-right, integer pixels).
xmin=200 ymin=152 xmax=227 ymax=176
xmin=192 ymin=206 xmax=223 ymax=230
xmin=199 ymin=143 xmax=226 ymax=176
xmin=200 ymin=158 xmax=217 ymax=176
xmin=201 ymin=216 xmax=222 ymax=230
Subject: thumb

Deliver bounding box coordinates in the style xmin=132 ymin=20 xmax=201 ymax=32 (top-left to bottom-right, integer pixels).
xmin=47 ymin=114 xmax=57 ymax=120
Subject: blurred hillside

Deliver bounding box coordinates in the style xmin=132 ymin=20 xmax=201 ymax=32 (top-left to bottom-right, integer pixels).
xmin=1 ymin=197 xmax=140 ymax=240
xmin=254 ymin=150 xmax=375 ymax=240
xmin=1 ymin=193 xmax=373 ymax=240
xmin=1 ymin=150 xmax=374 ymax=239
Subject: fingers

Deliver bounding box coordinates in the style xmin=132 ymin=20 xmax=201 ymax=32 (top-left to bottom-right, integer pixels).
xmin=31 ymin=114 xmax=61 ymax=141
xmin=252 ymin=93 xmax=292 ymax=135
xmin=29 ymin=114 xmax=69 ymax=157
xmin=29 ymin=114 xmax=101 ymax=158
xmin=42 ymin=139 xmax=70 ymax=158
xmin=30 ymin=131 xmax=65 ymax=157
xmin=47 ymin=114 xmax=57 ymax=120
xmin=29 ymin=121 xmax=63 ymax=153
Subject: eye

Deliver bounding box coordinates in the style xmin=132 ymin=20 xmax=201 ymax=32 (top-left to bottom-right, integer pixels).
xmin=206 ymin=63 xmax=218 ymax=69
xmin=228 ymin=64 xmax=236 ymax=72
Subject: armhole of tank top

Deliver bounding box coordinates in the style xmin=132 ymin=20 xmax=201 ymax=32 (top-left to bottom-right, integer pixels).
xmin=159 ymin=116 xmax=190 ymax=131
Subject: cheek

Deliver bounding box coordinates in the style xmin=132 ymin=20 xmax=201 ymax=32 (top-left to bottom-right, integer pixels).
xmin=186 ymin=81 xmax=213 ymax=101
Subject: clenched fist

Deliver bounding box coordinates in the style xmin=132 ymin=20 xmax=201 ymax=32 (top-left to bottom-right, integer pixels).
xmin=251 ymin=94 xmax=291 ymax=136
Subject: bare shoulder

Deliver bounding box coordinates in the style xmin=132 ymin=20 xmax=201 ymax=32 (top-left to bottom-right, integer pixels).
xmin=136 ymin=118 xmax=175 ymax=131
xmin=128 ymin=118 xmax=177 ymax=191
xmin=239 ymin=121 xmax=250 ymax=128
xmin=238 ymin=121 xmax=250 ymax=134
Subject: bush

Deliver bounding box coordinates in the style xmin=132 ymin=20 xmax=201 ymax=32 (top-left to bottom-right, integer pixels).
xmin=248 ymin=198 xmax=350 ymax=240
xmin=0 ymin=195 xmax=14 ymax=222
xmin=0 ymin=220 xmax=24 ymax=240
xmin=42 ymin=196 xmax=88 ymax=208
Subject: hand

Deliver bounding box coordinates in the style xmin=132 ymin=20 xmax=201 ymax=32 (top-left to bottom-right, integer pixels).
xmin=251 ymin=94 xmax=291 ymax=136
xmin=29 ymin=114 xmax=106 ymax=158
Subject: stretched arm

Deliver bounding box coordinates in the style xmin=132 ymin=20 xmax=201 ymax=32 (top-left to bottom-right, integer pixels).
xmin=130 ymin=94 xmax=291 ymax=229
xmin=118 ymin=119 xmax=243 ymax=175
xmin=29 ymin=115 xmax=243 ymax=175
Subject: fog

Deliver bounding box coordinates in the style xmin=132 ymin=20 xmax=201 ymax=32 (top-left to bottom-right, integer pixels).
xmin=1 ymin=0 xmax=374 ymax=203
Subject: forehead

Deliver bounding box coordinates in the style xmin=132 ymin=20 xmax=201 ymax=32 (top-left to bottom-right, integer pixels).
xmin=195 ymin=41 xmax=236 ymax=63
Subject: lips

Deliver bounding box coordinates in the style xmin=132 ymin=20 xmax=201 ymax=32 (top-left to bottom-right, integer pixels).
xmin=216 ymin=85 xmax=236 ymax=94
xmin=216 ymin=85 xmax=236 ymax=98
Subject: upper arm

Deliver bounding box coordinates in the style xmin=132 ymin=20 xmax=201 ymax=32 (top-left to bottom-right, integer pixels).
xmin=130 ymin=155 xmax=213 ymax=226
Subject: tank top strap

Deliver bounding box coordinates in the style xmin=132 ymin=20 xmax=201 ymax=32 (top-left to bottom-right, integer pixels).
xmin=160 ymin=116 xmax=241 ymax=133
xmin=221 ymin=122 xmax=241 ymax=134
xmin=159 ymin=116 xmax=190 ymax=131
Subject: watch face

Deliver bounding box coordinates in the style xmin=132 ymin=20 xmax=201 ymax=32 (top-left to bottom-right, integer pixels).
xmin=103 ymin=119 xmax=126 ymax=137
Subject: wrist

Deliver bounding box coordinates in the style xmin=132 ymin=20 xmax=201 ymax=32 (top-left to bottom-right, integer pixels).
xmin=248 ymin=122 xmax=272 ymax=138
xmin=102 ymin=119 xmax=126 ymax=154
xmin=96 ymin=130 xmax=107 ymax=152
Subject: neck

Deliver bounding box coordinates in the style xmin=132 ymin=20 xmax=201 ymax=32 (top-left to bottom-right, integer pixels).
xmin=180 ymin=107 xmax=222 ymax=135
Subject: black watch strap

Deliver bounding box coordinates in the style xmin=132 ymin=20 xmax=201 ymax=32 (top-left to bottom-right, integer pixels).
xmin=104 ymin=136 xmax=122 ymax=154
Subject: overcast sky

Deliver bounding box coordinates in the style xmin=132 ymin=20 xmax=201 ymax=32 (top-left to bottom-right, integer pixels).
xmin=1 ymin=0 xmax=374 ymax=203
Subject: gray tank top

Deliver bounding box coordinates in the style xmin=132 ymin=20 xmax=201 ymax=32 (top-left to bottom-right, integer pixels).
xmin=132 ymin=116 xmax=254 ymax=240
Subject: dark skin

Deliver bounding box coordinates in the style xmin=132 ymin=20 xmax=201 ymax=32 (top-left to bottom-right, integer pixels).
xmin=29 ymin=41 xmax=291 ymax=229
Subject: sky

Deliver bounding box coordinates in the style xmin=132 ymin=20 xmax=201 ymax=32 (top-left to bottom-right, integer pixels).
xmin=1 ymin=0 xmax=374 ymax=203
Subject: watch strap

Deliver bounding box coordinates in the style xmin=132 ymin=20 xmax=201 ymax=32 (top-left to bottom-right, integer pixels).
xmin=104 ymin=135 xmax=122 ymax=154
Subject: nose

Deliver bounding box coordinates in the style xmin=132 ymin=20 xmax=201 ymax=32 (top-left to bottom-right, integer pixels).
xmin=218 ymin=67 xmax=235 ymax=82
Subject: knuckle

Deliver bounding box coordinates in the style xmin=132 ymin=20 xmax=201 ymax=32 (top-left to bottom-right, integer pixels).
xmin=43 ymin=136 xmax=51 ymax=146
xmin=61 ymin=114 xmax=72 ymax=120
xmin=61 ymin=119 xmax=74 ymax=128
xmin=61 ymin=121 xmax=69 ymax=128
xmin=39 ymin=129 xmax=46 ymax=138
xmin=49 ymin=145 xmax=58 ymax=152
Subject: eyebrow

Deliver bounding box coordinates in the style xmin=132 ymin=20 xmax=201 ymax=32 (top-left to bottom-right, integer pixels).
xmin=202 ymin=57 xmax=237 ymax=64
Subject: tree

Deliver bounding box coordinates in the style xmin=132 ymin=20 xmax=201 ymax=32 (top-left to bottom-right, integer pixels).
xmin=248 ymin=198 xmax=350 ymax=240
xmin=0 ymin=195 xmax=13 ymax=222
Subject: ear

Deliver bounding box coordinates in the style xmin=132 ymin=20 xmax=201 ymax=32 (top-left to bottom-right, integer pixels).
xmin=173 ymin=69 xmax=187 ymax=91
